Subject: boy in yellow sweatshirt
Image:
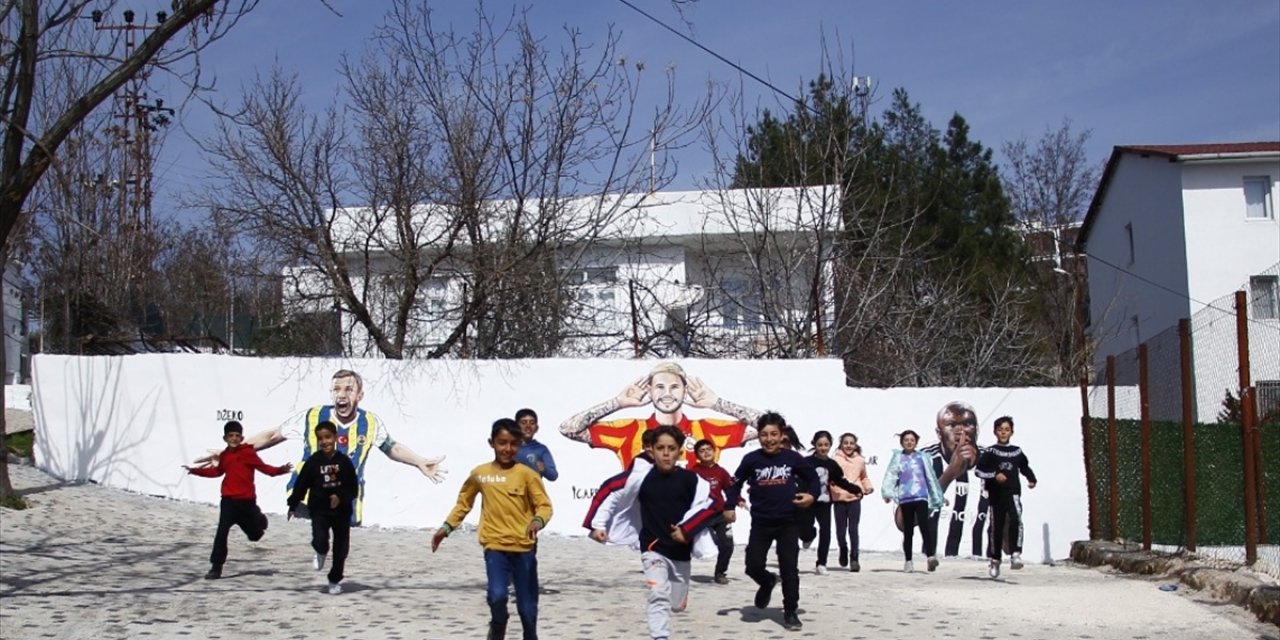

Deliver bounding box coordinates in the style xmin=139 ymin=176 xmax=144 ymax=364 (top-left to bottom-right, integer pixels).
xmin=432 ymin=418 xmax=553 ymax=640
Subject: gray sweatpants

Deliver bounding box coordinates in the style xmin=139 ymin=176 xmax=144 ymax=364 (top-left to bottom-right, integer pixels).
xmin=641 ymin=551 xmax=690 ymax=640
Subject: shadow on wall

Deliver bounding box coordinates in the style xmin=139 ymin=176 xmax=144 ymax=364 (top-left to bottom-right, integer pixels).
xmin=36 ymin=357 xmax=162 ymax=490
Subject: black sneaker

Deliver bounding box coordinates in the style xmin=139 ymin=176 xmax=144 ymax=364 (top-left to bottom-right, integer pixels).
xmin=753 ymin=574 xmax=777 ymax=609
xmin=204 ymin=565 xmax=222 ymax=580
xmin=783 ymin=611 xmax=803 ymax=631
xmin=714 ymin=574 xmax=729 ymax=585
xmin=486 ymin=620 xmax=507 ymax=640
xmin=838 ymin=548 xmax=848 ymax=567
xmin=850 ymin=559 xmax=861 ymax=572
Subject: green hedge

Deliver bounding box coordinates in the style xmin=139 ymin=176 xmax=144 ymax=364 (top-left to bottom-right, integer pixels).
xmin=1086 ymin=419 xmax=1280 ymax=546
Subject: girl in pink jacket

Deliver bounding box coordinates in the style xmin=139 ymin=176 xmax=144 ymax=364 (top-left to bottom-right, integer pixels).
xmin=831 ymin=433 xmax=874 ymax=572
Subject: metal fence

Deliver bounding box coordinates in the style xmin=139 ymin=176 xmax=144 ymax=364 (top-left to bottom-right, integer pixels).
xmin=1083 ymin=283 xmax=1280 ymax=578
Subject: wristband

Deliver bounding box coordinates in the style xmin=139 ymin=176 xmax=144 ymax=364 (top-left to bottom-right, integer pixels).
xmin=531 ymin=516 xmax=546 ymax=529
xmin=441 ymin=523 xmax=454 ymax=535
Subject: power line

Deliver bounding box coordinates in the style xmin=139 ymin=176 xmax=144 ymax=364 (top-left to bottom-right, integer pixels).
xmin=612 ymin=0 xmax=804 ymax=108
xmin=1084 ymin=251 xmax=1279 ymax=332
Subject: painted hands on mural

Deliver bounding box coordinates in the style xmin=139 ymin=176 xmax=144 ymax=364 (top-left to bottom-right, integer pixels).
xmin=682 ymin=377 xmax=719 ymax=409
xmin=614 ymin=377 xmax=650 ymax=408
xmin=417 ymin=456 xmax=448 ymax=483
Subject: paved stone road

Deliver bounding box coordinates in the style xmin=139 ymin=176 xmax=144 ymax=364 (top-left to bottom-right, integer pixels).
xmin=1 ymin=464 xmax=1275 ymax=640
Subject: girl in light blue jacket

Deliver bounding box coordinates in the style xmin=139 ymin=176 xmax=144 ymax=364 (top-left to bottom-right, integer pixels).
xmin=881 ymin=430 xmax=944 ymax=572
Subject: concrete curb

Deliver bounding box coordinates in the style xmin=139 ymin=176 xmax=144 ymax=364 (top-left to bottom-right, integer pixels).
xmin=1071 ymin=540 xmax=1279 ymax=627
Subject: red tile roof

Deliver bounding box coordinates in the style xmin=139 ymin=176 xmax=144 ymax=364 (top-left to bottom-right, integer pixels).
xmin=1118 ymin=142 xmax=1280 ymax=157
xmin=1077 ymin=141 xmax=1280 ymax=250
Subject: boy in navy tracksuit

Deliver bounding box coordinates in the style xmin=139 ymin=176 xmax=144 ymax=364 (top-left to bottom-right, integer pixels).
xmin=974 ymin=416 xmax=1037 ymax=578
xmin=723 ymin=412 xmax=820 ymax=632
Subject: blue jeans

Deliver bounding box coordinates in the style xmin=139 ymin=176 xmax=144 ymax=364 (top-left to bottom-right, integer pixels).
xmin=484 ymin=549 xmax=538 ymax=640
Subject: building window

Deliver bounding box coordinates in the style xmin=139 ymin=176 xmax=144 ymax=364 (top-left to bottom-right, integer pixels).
xmin=1244 ymin=176 xmax=1274 ymax=220
xmin=1259 ymin=380 xmax=1280 ymax=422
xmin=1124 ymin=222 xmax=1135 ymax=266
xmin=1251 ymin=275 xmax=1279 ymax=320
xmin=576 ymin=266 xmax=618 ymax=285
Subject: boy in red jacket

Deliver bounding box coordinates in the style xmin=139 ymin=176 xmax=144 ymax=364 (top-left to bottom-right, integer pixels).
xmin=184 ymin=420 xmax=293 ymax=579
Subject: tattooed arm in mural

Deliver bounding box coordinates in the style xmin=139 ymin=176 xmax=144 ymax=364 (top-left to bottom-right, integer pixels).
xmin=684 ymin=376 xmax=763 ymax=441
xmin=559 ymin=377 xmax=649 ymax=443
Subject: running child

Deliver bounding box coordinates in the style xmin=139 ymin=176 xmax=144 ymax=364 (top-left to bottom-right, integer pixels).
xmin=974 ymin=416 xmax=1037 ymax=578
xmin=432 ymin=418 xmax=553 ymax=640
xmin=183 ymin=420 xmax=292 ymax=580
xmin=631 ymin=425 xmax=719 ymax=640
xmin=723 ymin=412 xmax=820 ymax=632
xmin=881 ymin=429 xmax=943 ymax=573
xmin=287 ymin=420 xmax=358 ymax=594
xmin=831 ymin=432 xmax=873 ymax=572
xmin=798 ymin=430 xmax=864 ymax=575
xmin=515 ymin=408 xmax=558 ymax=481
xmin=689 ymin=439 xmax=735 ymax=584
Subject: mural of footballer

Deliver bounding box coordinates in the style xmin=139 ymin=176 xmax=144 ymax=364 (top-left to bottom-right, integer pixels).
xmin=559 ymin=361 xmax=763 ymax=469
xmin=920 ymin=401 xmax=990 ymax=557
xmin=194 ymin=369 xmax=446 ymax=525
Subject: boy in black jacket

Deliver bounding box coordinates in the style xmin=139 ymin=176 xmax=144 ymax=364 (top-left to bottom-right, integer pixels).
xmin=723 ymin=412 xmax=820 ymax=632
xmin=974 ymin=416 xmax=1037 ymax=579
xmin=288 ymin=420 xmax=358 ymax=594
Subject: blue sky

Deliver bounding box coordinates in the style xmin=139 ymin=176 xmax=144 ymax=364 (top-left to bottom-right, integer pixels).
xmin=151 ymin=0 xmax=1280 ymax=215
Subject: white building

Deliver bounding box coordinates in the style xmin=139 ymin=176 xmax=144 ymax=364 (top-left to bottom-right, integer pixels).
xmin=1077 ymin=142 xmax=1280 ymax=421
xmin=3 ymin=262 xmax=26 ymax=384
xmin=286 ymin=186 xmax=841 ymax=359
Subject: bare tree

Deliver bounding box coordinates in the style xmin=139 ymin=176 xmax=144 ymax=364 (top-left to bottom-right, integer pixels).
xmin=1 ymin=0 xmax=267 ymax=503
xmin=1002 ymin=119 xmax=1099 ymax=228
xmin=203 ymin=0 xmax=710 ymax=360
xmin=1002 ymin=120 xmax=1102 ymax=382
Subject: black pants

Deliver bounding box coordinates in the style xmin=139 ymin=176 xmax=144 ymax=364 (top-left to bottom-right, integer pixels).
xmin=708 ymin=514 xmax=734 ymax=576
xmin=311 ymin=510 xmax=351 ymax=584
xmin=744 ymin=520 xmax=800 ymax=613
xmin=798 ymin=501 xmax=833 ymax=566
xmin=210 ymin=498 xmax=267 ymax=566
xmin=986 ymin=492 xmax=1023 ymax=561
xmin=899 ymin=500 xmax=936 ymax=561
xmin=833 ymin=500 xmax=862 ymax=561
xmin=829 ymin=499 xmax=860 ymax=560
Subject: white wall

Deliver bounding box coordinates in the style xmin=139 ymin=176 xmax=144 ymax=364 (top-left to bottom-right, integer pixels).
xmin=1087 ymin=153 xmax=1190 ymax=372
xmin=1181 ymin=161 xmax=1280 ymax=307
xmin=30 ymin=354 xmax=1086 ymax=562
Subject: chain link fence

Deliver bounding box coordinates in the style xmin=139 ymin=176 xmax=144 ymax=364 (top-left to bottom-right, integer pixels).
xmin=1084 ymin=277 xmax=1280 ymax=578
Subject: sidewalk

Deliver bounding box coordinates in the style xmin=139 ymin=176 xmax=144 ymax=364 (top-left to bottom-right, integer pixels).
xmin=1072 ymin=540 xmax=1280 ymax=626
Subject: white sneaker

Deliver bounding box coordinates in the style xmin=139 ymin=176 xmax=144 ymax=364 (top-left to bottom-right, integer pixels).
xmin=903 ymin=560 xmax=914 ymax=573
xmin=312 ymin=553 xmax=326 ymax=571
xmin=815 ymin=565 xmax=828 ymax=576
xmin=327 ymin=582 xmax=342 ymax=595
xmin=1011 ymin=553 xmax=1024 ymax=570
xmin=926 ymin=556 xmax=939 ymax=572
xmin=988 ymin=559 xmax=1000 ymax=579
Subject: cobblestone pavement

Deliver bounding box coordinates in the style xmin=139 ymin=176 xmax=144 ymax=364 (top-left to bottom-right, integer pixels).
xmin=1 ymin=464 xmax=1275 ymax=640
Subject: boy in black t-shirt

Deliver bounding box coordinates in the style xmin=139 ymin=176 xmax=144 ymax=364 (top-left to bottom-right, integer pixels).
xmin=634 ymin=425 xmax=718 ymax=640
xmin=287 ymin=420 xmax=358 ymax=594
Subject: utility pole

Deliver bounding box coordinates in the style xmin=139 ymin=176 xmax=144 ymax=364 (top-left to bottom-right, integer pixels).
xmin=852 ymin=76 xmax=874 ymax=126
xmin=91 ymin=8 xmax=175 ymax=336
